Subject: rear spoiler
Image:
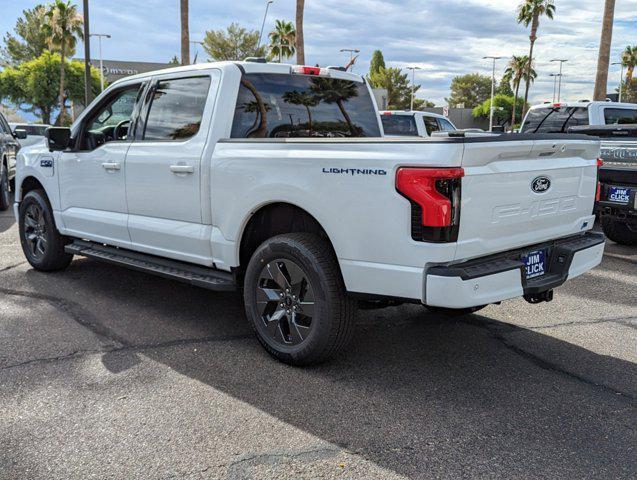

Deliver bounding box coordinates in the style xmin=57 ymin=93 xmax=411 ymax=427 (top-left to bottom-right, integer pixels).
xmin=568 ymin=124 xmax=637 ymax=139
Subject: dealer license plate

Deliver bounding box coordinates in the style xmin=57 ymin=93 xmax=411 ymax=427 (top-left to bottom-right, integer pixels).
xmin=607 ymin=186 xmax=630 ymax=204
xmin=522 ymin=249 xmax=547 ymax=279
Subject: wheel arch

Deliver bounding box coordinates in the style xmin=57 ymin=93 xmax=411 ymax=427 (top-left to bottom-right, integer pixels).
xmin=19 ymin=176 xmax=46 ymax=202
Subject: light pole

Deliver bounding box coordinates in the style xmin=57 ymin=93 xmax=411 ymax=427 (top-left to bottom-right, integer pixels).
xmin=549 ymin=73 xmax=562 ymax=103
xmin=190 ymin=40 xmax=204 ymax=64
xmin=551 ymin=59 xmax=568 ymax=102
xmin=82 ymin=0 xmax=91 ymax=105
xmin=340 ymin=48 xmax=360 ymax=72
xmin=90 ymin=33 xmax=111 ymax=92
xmin=612 ymin=61 xmax=624 ymax=102
xmin=483 ymin=56 xmax=502 ymax=132
xmin=257 ymin=0 xmax=274 ymax=55
xmin=406 ymin=66 xmax=421 ymax=111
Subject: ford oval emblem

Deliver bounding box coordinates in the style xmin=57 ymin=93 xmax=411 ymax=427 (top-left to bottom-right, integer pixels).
xmin=531 ymin=176 xmax=551 ymax=193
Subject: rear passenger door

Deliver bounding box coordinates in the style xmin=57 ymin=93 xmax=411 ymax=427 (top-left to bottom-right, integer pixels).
xmin=124 ymin=71 xmax=220 ymax=265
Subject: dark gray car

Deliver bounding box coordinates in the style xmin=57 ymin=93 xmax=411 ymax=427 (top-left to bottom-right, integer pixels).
xmin=0 ymin=112 xmax=24 ymax=211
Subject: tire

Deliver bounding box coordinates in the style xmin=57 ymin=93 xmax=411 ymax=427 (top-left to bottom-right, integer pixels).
xmin=0 ymin=162 xmax=10 ymax=211
xmin=18 ymin=189 xmax=73 ymax=271
xmin=601 ymin=216 xmax=637 ymax=246
xmin=424 ymin=305 xmax=487 ymax=317
xmin=243 ymin=233 xmax=356 ymax=366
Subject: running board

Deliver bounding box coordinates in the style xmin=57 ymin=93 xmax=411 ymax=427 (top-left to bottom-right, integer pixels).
xmin=65 ymin=240 xmax=236 ymax=291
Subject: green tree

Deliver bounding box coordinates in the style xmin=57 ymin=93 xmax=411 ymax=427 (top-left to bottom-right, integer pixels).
xmin=1 ymin=5 xmax=49 ymax=66
xmin=367 ymin=67 xmax=418 ymax=110
xmin=369 ymin=50 xmax=386 ymax=76
xmin=497 ymin=77 xmax=513 ymax=96
xmin=472 ymin=94 xmax=525 ymax=127
xmin=621 ymin=45 xmax=637 ymax=86
xmin=517 ymin=0 xmax=555 ymax=114
xmin=503 ymin=55 xmax=535 ymax=126
xmin=446 ymin=73 xmax=492 ymax=108
xmin=413 ymin=98 xmax=435 ymax=109
xmin=42 ymin=0 xmax=84 ymax=125
xmin=0 ymin=51 xmax=100 ymax=125
xmin=268 ymin=20 xmax=296 ymax=62
xmin=202 ymin=23 xmax=266 ymax=61
xmin=168 ymin=55 xmax=180 ymax=65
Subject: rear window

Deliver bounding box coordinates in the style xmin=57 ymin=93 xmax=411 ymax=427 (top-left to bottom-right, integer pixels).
xmin=521 ymin=107 xmax=589 ymax=133
xmin=231 ymin=73 xmax=381 ymax=138
xmin=14 ymin=125 xmax=48 ymax=135
xmin=381 ymin=115 xmax=418 ymax=136
xmin=604 ymin=108 xmax=637 ymax=125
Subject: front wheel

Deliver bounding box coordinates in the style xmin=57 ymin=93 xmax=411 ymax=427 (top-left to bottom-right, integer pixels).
xmin=19 ymin=189 xmax=73 ymax=271
xmin=243 ymin=233 xmax=356 ymax=366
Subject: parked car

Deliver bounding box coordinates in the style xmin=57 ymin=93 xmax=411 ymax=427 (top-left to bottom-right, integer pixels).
xmin=519 ymin=101 xmax=637 ymax=134
xmin=380 ymin=110 xmax=457 ymax=137
xmin=9 ymin=123 xmax=51 ymax=148
xmin=0 ymin=113 xmax=25 ymax=211
xmin=13 ymin=61 xmax=604 ymax=365
xmin=568 ymin=124 xmax=637 ymax=245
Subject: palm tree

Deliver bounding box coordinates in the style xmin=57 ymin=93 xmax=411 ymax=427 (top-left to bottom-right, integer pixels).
xmin=295 ymin=0 xmax=305 ymax=65
xmin=517 ymin=0 xmax=555 ymax=116
xmin=269 ymin=20 xmax=296 ymax=62
xmin=593 ymin=0 xmax=616 ymax=100
xmin=282 ymin=90 xmax=318 ymax=132
xmin=43 ymin=0 xmax=83 ymax=125
xmin=622 ymin=45 xmax=637 ymax=85
xmin=504 ymin=55 xmax=536 ymax=126
xmin=180 ymin=0 xmax=190 ymax=65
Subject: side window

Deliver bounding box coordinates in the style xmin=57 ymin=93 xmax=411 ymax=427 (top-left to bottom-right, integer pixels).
xmin=604 ymin=108 xmax=637 ymax=125
xmin=0 ymin=115 xmax=8 ymax=134
xmin=423 ymin=117 xmax=440 ymax=136
xmin=438 ymin=118 xmax=455 ymax=131
xmin=143 ymin=76 xmax=211 ymax=141
xmin=81 ymin=84 xmax=143 ymax=150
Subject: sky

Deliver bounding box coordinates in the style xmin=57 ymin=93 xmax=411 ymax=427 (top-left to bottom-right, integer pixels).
xmin=1 ymin=0 xmax=637 ymax=107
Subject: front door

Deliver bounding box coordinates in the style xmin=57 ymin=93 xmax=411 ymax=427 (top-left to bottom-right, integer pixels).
xmin=58 ymin=83 xmax=145 ymax=246
xmin=125 ymin=73 xmax=217 ymax=265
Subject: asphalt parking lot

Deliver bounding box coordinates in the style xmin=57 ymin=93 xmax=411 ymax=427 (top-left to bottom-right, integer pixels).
xmin=0 ymin=196 xmax=635 ymax=479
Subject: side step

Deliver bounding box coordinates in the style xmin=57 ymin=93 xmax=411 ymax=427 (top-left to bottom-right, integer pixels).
xmin=65 ymin=240 xmax=236 ymax=292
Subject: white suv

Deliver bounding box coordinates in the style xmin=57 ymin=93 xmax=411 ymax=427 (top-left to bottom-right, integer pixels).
xmin=380 ymin=110 xmax=457 ymax=137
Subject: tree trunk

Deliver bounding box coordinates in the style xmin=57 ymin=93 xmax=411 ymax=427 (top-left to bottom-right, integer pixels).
xmin=305 ymin=105 xmax=312 ymax=133
xmin=295 ymin=0 xmax=305 ymax=65
xmin=336 ymin=99 xmax=354 ymax=134
xmin=521 ymin=15 xmax=539 ymax=119
xmin=511 ymin=80 xmax=520 ymax=127
xmin=593 ymin=0 xmax=616 ymax=100
xmin=57 ymin=43 xmax=67 ymax=126
xmin=180 ymin=0 xmax=190 ymax=65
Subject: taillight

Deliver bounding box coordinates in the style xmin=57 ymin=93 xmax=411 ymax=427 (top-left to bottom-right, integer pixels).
xmin=597 ymin=158 xmax=604 ymax=168
xmin=396 ymin=167 xmax=464 ymax=242
xmin=595 ymin=158 xmax=603 ymax=202
xmin=293 ymin=66 xmax=321 ymax=76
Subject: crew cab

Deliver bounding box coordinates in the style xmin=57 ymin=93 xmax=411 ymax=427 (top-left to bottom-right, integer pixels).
xmin=380 ymin=110 xmax=457 ymax=137
xmin=13 ymin=61 xmax=605 ymax=365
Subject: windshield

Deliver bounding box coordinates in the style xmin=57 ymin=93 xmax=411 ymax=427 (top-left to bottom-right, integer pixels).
xmin=521 ymin=106 xmax=589 ymax=133
xmin=231 ymin=73 xmax=381 ymax=138
xmin=381 ymin=115 xmax=418 ymax=136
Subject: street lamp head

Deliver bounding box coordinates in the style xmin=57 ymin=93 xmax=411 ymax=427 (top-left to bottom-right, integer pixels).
xmin=551 ymin=59 xmax=568 ymax=62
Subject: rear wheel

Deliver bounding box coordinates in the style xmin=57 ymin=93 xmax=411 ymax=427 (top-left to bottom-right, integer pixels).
xmin=243 ymin=233 xmax=356 ymax=366
xmin=601 ymin=217 xmax=637 ymax=246
xmin=19 ymin=189 xmax=73 ymax=271
xmin=0 ymin=162 xmax=9 ymax=211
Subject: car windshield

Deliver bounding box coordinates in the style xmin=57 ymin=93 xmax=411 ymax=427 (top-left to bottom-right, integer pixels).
xmin=381 ymin=115 xmax=418 ymax=136
xmin=521 ymin=107 xmax=589 ymax=133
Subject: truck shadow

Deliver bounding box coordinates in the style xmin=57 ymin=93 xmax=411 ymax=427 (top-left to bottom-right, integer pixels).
xmin=19 ymin=258 xmax=637 ymax=478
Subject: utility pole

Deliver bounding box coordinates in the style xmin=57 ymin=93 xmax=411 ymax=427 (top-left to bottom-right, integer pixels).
xmin=257 ymin=1 xmax=274 ymax=55
xmin=551 ymin=59 xmax=568 ymax=102
xmin=483 ymin=56 xmax=502 ymax=132
xmin=406 ymin=66 xmax=421 ymax=111
xmin=90 ymin=33 xmax=111 ymax=92
xmin=339 ymin=48 xmax=360 ymax=72
xmin=612 ymin=61 xmax=624 ymax=102
xmin=82 ymin=0 xmax=91 ymax=106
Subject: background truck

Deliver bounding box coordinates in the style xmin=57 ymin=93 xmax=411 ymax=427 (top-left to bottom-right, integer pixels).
xmin=13 ymin=61 xmax=604 ymax=365
xmin=380 ymin=110 xmax=458 ymax=137
xmin=569 ymin=124 xmax=637 ymax=245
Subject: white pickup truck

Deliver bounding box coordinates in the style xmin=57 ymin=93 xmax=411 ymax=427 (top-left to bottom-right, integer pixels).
xmin=14 ymin=61 xmax=605 ymax=365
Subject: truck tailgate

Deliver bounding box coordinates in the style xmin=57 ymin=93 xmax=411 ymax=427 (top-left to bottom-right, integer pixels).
xmin=456 ymin=138 xmax=599 ymax=260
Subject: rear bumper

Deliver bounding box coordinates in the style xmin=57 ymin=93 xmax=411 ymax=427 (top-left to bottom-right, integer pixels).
xmin=425 ymin=232 xmax=605 ymax=308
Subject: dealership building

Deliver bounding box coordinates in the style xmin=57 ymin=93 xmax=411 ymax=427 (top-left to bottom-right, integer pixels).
xmin=79 ymin=59 xmax=174 ymax=84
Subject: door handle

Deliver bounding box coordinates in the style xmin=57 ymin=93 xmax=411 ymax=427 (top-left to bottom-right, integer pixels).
xmin=101 ymin=162 xmax=121 ymax=171
xmin=170 ymin=165 xmax=194 ymax=174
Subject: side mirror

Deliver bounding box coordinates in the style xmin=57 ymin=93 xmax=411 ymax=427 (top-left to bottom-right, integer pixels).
xmin=45 ymin=127 xmax=72 ymax=151
xmin=13 ymin=128 xmax=27 ymax=140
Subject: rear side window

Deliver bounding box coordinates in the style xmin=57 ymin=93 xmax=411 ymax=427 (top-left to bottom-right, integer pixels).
xmin=521 ymin=107 xmax=589 ymax=133
xmin=231 ymin=73 xmax=381 ymax=138
xmin=144 ymin=76 xmax=211 ymax=141
xmin=381 ymin=115 xmax=418 ymax=136
xmin=438 ymin=118 xmax=456 ymax=131
xmin=423 ymin=117 xmax=440 ymax=135
xmin=604 ymin=108 xmax=637 ymax=125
